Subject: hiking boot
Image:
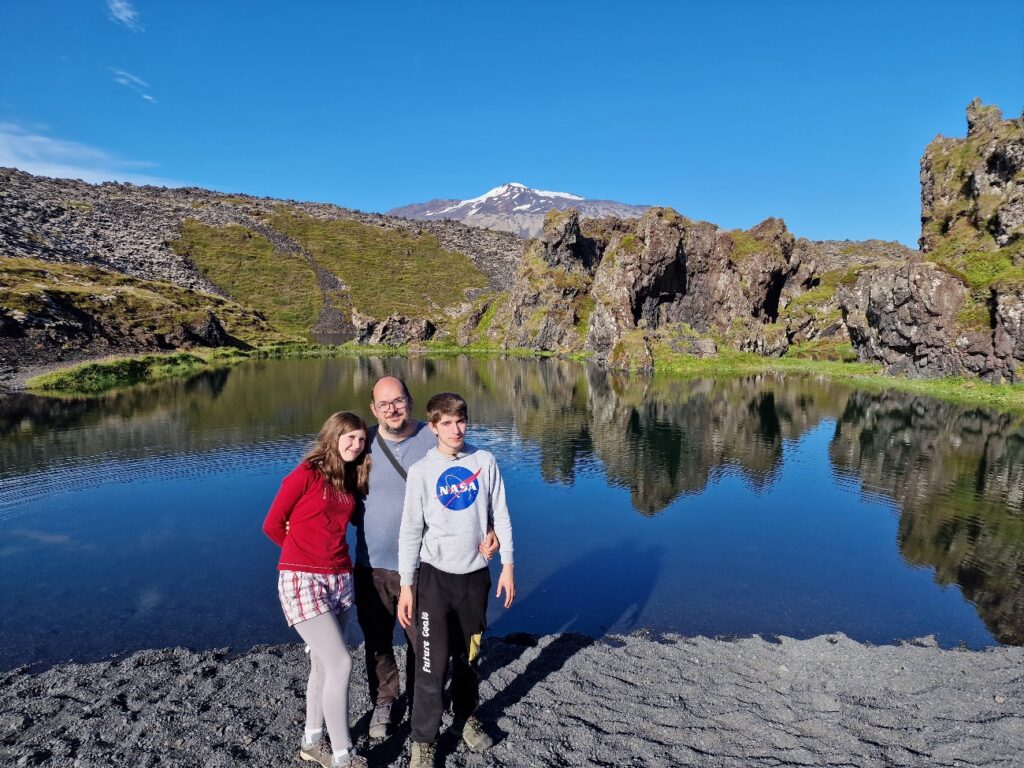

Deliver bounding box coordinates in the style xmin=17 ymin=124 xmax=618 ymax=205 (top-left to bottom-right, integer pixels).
xmin=458 ymin=716 xmax=494 ymax=752
xmin=368 ymin=701 xmax=391 ymax=739
xmin=331 ymin=748 xmax=367 ymax=768
xmin=409 ymin=741 xmax=435 ymax=768
xmin=299 ymin=737 xmax=333 ymax=767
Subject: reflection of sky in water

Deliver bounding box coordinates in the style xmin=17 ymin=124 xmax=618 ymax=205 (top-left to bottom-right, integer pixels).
xmin=0 ymin=358 xmax=1016 ymax=669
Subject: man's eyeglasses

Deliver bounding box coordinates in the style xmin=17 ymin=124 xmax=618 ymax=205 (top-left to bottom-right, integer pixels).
xmin=374 ymin=396 xmax=408 ymax=413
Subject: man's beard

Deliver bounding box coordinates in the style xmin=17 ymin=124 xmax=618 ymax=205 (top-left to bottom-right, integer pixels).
xmin=381 ymin=417 xmax=409 ymax=436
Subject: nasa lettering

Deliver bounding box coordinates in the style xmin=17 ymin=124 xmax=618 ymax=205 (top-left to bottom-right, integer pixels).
xmin=435 ymin=466 xmax=481 ymax=511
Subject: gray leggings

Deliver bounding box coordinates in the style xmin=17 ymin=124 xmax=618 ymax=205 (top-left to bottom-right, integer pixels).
xmin=294 ymin=609 xmax=354 ymax=751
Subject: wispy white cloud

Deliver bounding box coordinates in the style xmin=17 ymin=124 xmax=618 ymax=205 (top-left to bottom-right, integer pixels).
xmin=111 ymin=68 xmax=157 ymax=103
xmin=0 ymin=123 xmax=183 ymax=186
xmin=113 ymin=69 xmax=148 ymax=89
xmin=107 ymin=0 xmax=143 ymax=32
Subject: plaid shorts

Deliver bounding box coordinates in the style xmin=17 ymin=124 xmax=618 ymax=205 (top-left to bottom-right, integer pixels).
xmin=277 ymin=570 xmax=354 ymax=627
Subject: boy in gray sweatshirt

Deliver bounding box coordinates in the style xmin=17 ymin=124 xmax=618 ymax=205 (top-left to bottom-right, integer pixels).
xmin=397 ymin=392 xmax=515 ymax=767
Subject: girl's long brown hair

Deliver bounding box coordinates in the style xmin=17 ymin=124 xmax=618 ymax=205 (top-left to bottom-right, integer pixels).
xmin=303 ymin=411 xmax=371 ymax=497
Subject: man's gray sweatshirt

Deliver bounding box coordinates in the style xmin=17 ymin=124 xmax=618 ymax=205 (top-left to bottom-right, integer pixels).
xmin=398 ymin=444 xmax=514 ymax=586
xmin=351 ymin=422 xmax=436 ymax=571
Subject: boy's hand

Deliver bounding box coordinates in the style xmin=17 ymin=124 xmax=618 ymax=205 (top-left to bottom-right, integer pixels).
xmin=479 ymin=531 xmax=499 ymax=560
xmin=398 ymin=585 xmax=414 ymax=629
xmin=496 ymin=565 xmax=515 ymax=608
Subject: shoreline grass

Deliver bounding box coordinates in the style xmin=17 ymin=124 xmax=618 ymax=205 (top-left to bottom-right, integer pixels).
xmin=19 ymin=342 xmax=1024 ymax=414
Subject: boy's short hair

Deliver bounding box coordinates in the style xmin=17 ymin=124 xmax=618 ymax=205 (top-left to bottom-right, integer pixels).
xmin=426 ymin=392 xmax=468 ymax=424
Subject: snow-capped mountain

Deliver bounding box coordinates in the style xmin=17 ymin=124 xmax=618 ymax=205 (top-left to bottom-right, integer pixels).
xmin=388 ymin=183 xmax=649 ymax=238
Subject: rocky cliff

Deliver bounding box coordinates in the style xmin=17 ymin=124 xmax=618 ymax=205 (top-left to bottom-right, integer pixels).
xmin=466 ymin=206 xmax=911 ymax=369
xmin=839 ymin=100 xmax=1024 ymax=381
xmin=451 ymin=101 xmax=1024 ymax=381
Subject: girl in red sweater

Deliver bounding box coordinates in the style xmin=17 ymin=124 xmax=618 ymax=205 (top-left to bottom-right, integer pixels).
xmin=264 ymin=411 xmax=371 ymax=768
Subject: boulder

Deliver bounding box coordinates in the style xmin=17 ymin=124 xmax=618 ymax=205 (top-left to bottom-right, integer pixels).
xmin=838 ymin=260 xmax=968 ymax=377
xmin=352 ymin=312 xmax=435 ymax=346
xmin=163 ymin=312 xmax=233 ymax=348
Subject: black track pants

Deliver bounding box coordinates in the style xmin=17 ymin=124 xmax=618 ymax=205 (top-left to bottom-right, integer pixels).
xmin=411 ymin=563 xmax=490 ymax=744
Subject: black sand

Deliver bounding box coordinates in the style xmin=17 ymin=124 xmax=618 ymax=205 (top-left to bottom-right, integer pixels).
xmin=1 ymin=633 xmax=1022 ymax=767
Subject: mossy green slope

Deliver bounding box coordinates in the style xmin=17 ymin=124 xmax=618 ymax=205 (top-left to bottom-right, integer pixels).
xmin=171 ymin=220 xmax=320 ymax=335
xmin=268 ymin=210 xmax=488 ymax=320
xmin=0 ymin=255 xmax=278 ymax=344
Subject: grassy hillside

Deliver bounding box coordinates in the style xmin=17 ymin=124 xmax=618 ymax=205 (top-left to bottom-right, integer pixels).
xmin=170 ymin=221 xmax=321 ymax=335
xmin=268 ymin=210 xmax=488 ymax=319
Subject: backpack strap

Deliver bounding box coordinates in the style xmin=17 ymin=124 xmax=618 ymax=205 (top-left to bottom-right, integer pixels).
xmin=375 ymin=430 xmax=408 ymax=481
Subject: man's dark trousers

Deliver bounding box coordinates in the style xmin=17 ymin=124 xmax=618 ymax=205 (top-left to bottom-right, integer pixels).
xmin=354 ymin=565 xmax=417 ymax=707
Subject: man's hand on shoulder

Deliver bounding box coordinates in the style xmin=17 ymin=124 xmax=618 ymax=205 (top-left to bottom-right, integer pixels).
xmin=479 ymin=530 xmax=499 ymax=560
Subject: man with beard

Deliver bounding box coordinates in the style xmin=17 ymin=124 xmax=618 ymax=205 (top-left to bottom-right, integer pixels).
xmin=351 ymin=376 xmax=498 ymax=740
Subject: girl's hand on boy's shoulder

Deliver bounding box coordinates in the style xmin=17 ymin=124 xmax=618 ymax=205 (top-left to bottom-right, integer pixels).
xmin=496 ymin=564 xmax=515 ymax=608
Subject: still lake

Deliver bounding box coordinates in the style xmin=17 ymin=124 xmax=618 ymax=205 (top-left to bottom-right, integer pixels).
xmin=1 ymin=356 xmax=1022 ymax=670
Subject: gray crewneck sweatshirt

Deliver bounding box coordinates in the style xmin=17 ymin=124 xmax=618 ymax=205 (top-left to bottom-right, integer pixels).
xmin=351 ymin=421 xmax=435 ymax=571
xmin=398 ymin=444 xmax=514 ymax=586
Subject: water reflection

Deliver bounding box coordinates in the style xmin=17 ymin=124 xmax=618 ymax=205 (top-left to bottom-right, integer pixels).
xmin=830 ymin=393 xmax=1024 ymax=644
xmin=1 ymin=357 xmax=1022 ymax=667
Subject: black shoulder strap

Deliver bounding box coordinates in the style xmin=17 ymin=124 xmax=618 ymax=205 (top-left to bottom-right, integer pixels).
xmin=375 ymin=430 xmax=408 ymax=481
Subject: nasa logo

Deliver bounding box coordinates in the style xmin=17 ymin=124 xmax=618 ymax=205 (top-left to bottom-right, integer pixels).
xmin=435 ymin=465 xmax=481 ymax=510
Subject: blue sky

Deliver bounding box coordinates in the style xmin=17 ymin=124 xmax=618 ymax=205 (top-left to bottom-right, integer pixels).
xmin=1 ymin=1 xmax=1021 ymax=246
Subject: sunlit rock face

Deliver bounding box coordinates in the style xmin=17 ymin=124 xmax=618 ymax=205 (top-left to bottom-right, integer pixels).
xmin=841 ymin=100 xmax=1024 ymax=381
xmin=838 ymin=259 xmax=969 ymax=377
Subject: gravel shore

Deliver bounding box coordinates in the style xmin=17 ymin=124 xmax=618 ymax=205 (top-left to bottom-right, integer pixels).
xmin=2 ymin=632 xmax=1022 ymax=767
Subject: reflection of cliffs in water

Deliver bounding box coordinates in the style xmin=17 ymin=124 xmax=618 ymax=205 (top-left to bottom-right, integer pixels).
xmin=585 ymin=372 xmax=852 ymax=514
xmin=830 ymin=393 xmax=1024 ymax=643
xmin=1 ymin=358 xmax=852 ymax=512
xmin=5 ymin=357 xmax=1024 ymax=641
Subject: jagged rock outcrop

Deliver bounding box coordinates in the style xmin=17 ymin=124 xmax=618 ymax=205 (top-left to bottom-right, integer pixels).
xmin=838 ymin=101 xmax=1024 ymax=380
xmin=352 ymin=312 xmax=435 ymax=345
xmin=586 ymin=209 xmax=797 ymax=367
xmin=838 ymin=260 xmax=969 ymax=376
xmin=921 ymin=99 xmax=1024 ymax=252
xmin=473 ymin=206 xmax=908 ymax=371
xmin=488 ymin=210 xmax=598 ymax=354
xmin=781 ymin=239 xmax=914 ymax=346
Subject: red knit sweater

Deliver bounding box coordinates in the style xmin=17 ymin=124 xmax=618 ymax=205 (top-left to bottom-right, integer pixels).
xmin=263 ymin=462 xmax=356 ymax=574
